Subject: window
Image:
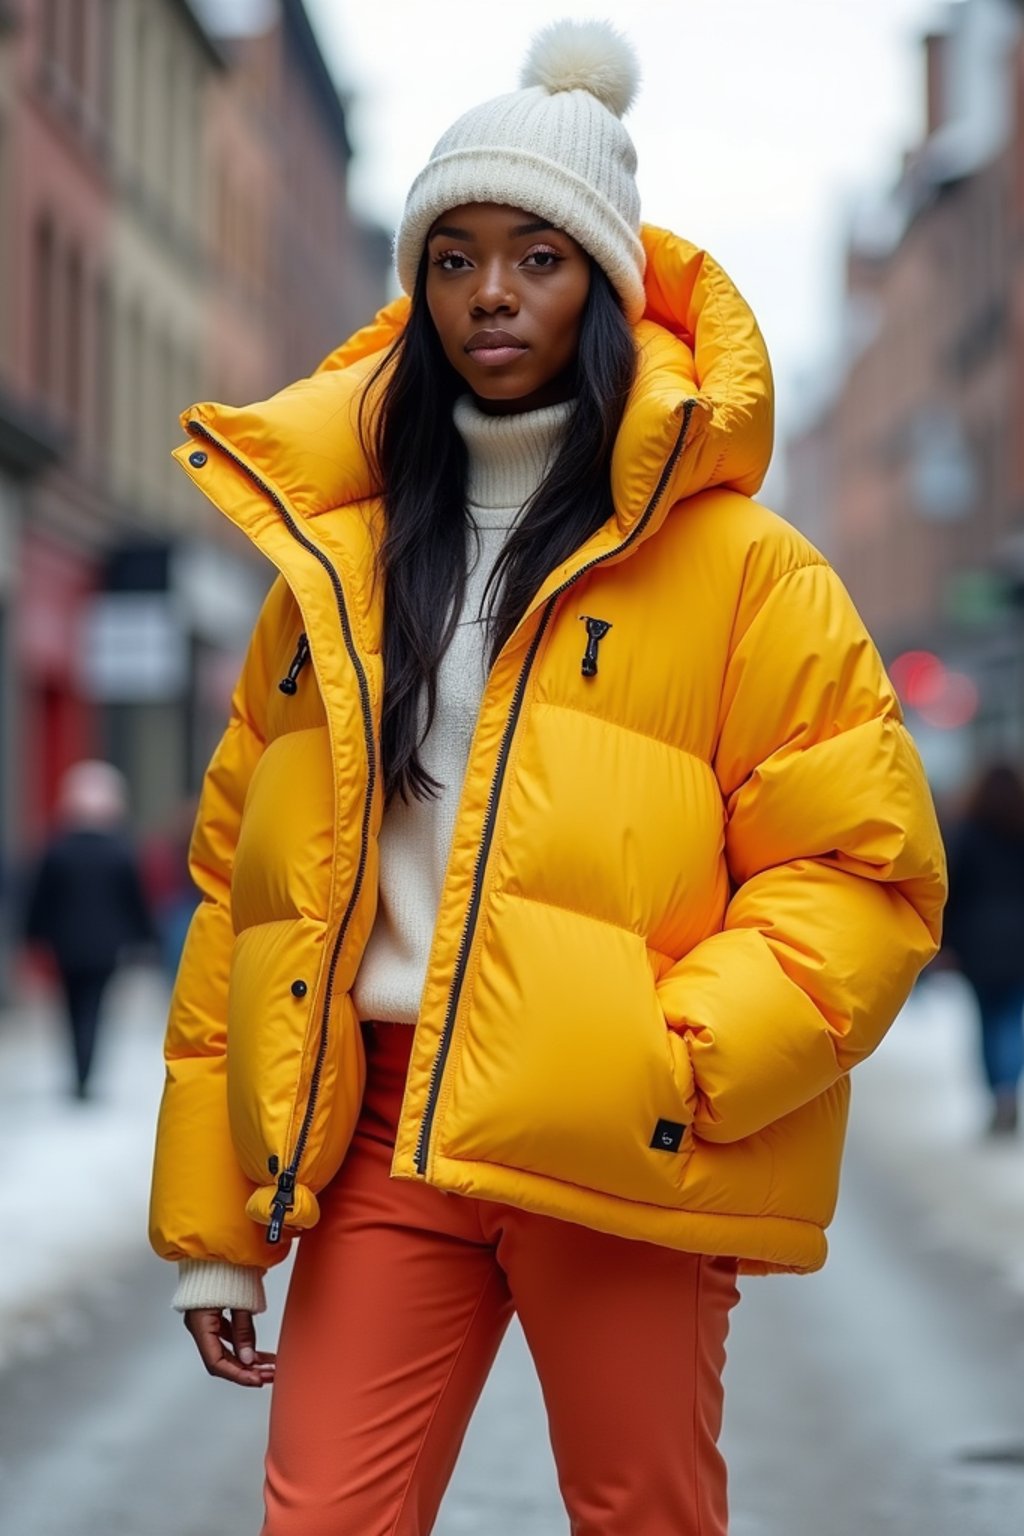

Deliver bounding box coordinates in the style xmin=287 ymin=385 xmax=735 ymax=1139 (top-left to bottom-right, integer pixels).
xmin=41 ymin=0 xmax=59 ymax=72
xmin=159 ymin=328 xmax=176 ymax=508
xmin=66 ymin=244 xmax=83 ymax=427
xmin=164 ymin=45 xmax=177 ymax=204
xmin=134 ymin=7 xmax=147 ymax=169
xmin=0 ymin=116 xmax=7 ymax=367
xmin=94 ymin=275 xmax=111 ymax=472
xmin=33 ymin=216 xmax=55 ymax=400
xmin=96 ymin=0 xmax=114 ymax=134
xmin=68 ymin=0 xmax=87 ymax=99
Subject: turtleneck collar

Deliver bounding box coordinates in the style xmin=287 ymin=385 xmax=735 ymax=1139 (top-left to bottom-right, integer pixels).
xmin=453 ymin=394 xmax=575 ymax=526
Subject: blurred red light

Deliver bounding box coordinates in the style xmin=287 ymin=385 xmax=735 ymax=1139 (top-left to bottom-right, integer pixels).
xmin=890 ymin=650 xmax=947 ymax=708
xmin=889 ymin=650 xmax=979 ymax=729
xmin=916 ymin=670 xmax=979 ymax=730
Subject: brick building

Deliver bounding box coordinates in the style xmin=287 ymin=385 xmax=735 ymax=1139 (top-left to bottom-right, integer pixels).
xmin=2 ymin=0 xmax=117 ymax=844
xmin=202 ymin=0 xmax=390 ymax=400
xmin=785 ymin=0 xmax=1024 ymax=771
xmin=0 ymin=0 xmax=388 ymax=885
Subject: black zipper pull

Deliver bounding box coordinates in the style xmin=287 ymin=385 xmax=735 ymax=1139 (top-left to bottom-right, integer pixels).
xmin=266 ymin=1168 xmax=296 ymax=1244
xmin=278 ymin=633 xmax=310 ymax=695
xmin=579 ymin=615 xmax=612 ymax=677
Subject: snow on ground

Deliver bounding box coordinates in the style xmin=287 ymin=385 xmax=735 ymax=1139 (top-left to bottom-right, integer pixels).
xmin=0 ymin=966 xmax=169 ymax=1369
xmin=851 ymin=970 xmax=1024 ymax=1297
xmin=0 ymin=963 xmax=1021 ymax=1371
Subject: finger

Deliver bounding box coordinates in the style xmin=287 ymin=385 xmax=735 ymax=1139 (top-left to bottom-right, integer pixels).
xmin=186 ymin=1309 xmax=227 ymax=1371
xmin=231 ymin=1309 xmax=258 ymax=1368
xmin=209 ymin=1355 xmax=266 ymax=1388
xmin=186 ymin=1310 xmax=265 ymax=1388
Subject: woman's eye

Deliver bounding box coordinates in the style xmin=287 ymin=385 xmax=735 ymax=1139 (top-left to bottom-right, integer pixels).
xmin=523 ymin=248 xmax=561 ymax=268
xmin=434 ymin=251 xmax=471 ymax=271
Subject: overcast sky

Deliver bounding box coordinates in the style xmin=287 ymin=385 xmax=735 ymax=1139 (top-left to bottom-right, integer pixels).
xmin=305 ymin=0 xmax=953 ymax=453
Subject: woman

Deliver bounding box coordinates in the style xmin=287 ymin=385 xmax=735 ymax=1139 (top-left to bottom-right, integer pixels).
xmin=150 ymin=22 xmax=946 ymax=1534
xmin=943 ymin=762 xmax=1024 ymax=1135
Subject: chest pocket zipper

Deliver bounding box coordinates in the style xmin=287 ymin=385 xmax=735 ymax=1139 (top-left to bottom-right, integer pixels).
xmin=579 ymin=615 xmax=612 ymax=677
xmin=278 ymin=632 xmax=311 ymax=695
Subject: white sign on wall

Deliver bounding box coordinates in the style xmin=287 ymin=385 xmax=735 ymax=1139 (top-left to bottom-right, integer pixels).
xmin=78 ymin=594 xmax=189 ymax=702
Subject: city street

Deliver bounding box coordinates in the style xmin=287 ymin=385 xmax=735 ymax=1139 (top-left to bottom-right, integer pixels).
xmin=2 ymin=2 xmax=1021 ymax=1533
xmin=2 ymin=972 xmax=1024 ymax=1535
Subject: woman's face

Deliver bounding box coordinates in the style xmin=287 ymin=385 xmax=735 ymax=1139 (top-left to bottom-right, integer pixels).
xmin=424 ymin=202 xmax=592 ymax=414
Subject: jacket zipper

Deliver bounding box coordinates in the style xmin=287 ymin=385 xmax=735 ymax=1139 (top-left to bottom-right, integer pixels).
xmin=185 ymin=420 xmax=377 ymax=1245
xmin=579 ymin=615 xmax=612 ymax=677
xmin=278 ymin=631 xmax=310 ymax=694
xmin=412 ymin=397 xmax=697 ymax=1175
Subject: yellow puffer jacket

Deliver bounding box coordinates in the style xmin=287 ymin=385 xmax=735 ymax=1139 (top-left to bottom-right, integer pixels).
xmin=149 ymin=227 xmax=946 ymax=1278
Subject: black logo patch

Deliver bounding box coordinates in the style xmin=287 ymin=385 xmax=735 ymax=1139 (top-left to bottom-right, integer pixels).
xmin=650 ymin=1118 xmax=686 ymax=1153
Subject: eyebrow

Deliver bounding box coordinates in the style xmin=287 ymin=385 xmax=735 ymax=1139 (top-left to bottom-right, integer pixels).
xmin=428 ymin=219 xmax=555 ymax=241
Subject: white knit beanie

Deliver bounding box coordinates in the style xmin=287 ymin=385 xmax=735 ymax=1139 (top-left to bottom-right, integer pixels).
xmin=395 ymin=20 xmax=646 ymax=323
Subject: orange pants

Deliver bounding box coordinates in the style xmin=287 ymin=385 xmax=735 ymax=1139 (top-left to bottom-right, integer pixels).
xmin=262 ymin=1021 xmax=739 ymax=1536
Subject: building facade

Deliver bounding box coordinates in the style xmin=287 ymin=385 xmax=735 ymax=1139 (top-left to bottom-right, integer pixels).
xmin=3 ymin=0 xmax=116 ymax=845
xmin=785 ymin=0 xmax=1024 ymax=779
xmin=0 ymin=0 xmax=388 ymax=875
xmin=203 ymin=0 xmax=391 ymax=402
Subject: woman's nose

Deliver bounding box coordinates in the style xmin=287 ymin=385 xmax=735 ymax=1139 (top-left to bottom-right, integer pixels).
xmin=470 ymin=261 xmax=518 ymax=314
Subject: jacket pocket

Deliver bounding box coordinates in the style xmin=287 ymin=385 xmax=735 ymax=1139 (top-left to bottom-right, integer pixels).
xmin=435 ymin=892 xmax=698 ymax=1206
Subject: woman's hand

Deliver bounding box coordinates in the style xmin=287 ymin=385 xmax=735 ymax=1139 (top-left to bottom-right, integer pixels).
xmin=184 ymin=1307 xmax=277 ymax=1388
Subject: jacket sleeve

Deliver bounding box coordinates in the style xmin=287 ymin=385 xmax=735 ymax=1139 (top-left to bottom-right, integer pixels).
xmin=656 ymin=558 xmax=947 ymax=1144
xmin=149 ymin=577 xmax=292 ymax=1273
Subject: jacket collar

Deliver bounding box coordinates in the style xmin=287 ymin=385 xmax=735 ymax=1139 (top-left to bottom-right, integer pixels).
xmin=182 ymin=225 xmax=774 ymax=552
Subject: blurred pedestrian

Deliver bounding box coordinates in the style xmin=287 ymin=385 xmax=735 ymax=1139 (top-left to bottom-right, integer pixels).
xmin=23 ymin=759 xmax=154 ymax=1100
xmin=150 ymin=21 xmax=946 ymax=1534
xmin=943 ymin=762 xmax=1024 ymax=1135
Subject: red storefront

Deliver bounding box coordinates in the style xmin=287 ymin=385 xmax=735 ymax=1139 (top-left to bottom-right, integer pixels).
xmin=17 ymin=529 xmax=97 ymax=841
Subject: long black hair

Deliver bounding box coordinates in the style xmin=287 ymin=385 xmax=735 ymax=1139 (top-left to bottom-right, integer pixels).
xmin=361 ymin=255 xmax=636 ymax=806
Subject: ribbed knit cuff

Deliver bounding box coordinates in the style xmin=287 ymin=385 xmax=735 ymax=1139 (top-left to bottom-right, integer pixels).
xmin=171 ymin=1259 xmax=267 ymax=1315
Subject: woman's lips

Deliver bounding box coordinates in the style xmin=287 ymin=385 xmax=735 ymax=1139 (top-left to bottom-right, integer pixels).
xmin=465 ymin=330 xmax=529 ymax=367
xmin=467 ymin=344 xmax=528 ymax=366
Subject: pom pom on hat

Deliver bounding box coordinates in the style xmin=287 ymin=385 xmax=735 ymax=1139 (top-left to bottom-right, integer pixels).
xmin=520 ymin=19 xmax=640 ymax=119
xmin=394 ymin=18 xmax=648 ymax=322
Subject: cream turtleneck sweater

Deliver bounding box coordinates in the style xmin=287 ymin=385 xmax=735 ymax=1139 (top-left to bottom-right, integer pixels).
xmin=171 ymin=393 xmax=573 ymax=1314
xmin=351 ymin=392 xmax=573 ymax=1026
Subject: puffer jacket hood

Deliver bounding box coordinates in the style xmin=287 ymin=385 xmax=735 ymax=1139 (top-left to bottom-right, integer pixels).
xmin=178 ymin=226 xmax=772 ymax=559
xmin=150 ymin=226 xmax=945 ymax=1283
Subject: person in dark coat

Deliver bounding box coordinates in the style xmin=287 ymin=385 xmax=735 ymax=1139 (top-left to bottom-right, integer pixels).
xmin=23 ymin=760 xmax=154 ymax=1099
xmin=943 ymin=762 xmax=1024 ymax=1135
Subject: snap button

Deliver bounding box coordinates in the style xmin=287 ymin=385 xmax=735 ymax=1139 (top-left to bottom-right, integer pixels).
xmin=188 ymin=450 xmax=208 ymax=468
xmin=290 ymin=979 xmax=307 ymax=998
